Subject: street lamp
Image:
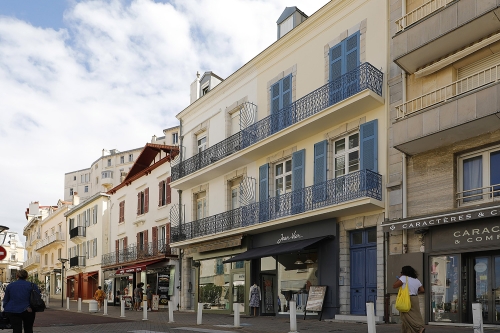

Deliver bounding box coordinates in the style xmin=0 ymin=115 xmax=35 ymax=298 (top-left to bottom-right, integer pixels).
xmin=58 ymin=258 xmax=68 ymax=308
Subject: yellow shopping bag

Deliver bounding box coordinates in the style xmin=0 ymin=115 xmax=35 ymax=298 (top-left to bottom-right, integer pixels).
xmin=395 ymin=277 xmax=411 ymax=312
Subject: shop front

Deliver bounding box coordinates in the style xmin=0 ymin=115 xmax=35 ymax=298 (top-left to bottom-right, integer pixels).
xmin=383 ymin=203 xmax=500 ymax=326
xmin=224 ymin=219 xmax=339 ymax=319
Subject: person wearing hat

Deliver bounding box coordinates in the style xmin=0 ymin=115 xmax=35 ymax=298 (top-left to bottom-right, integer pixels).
xmin=146 ymin=284 xmax=153 ymax=311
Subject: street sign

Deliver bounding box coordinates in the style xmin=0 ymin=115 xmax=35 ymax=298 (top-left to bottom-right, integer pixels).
xmin=0 ymin=246 xmax=6 ymax=261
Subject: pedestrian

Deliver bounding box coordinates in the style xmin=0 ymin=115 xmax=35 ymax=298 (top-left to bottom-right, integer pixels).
xmin=94 ymin=286 xmax=105 ymax=311
xmin=2 ymin=269 xmax=38 ymax=333
xmin=133 ymin=283 xmax=144 ymax=311
xmin=146 ymin=284 xmax=153 ymax=311
xmin=393 ymin=266 xmax=425 ymax=333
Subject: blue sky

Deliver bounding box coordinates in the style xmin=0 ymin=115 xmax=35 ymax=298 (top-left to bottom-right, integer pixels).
xmin=0 ymin=0 xmax=327 ymax=241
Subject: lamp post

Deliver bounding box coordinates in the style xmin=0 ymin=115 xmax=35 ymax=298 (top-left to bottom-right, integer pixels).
xmin=58 ymin=258 xmax=68 ymax=308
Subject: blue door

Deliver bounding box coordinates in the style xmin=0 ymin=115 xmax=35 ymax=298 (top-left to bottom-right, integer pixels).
xmin=350 ymin=228 xmax=377 ymax=315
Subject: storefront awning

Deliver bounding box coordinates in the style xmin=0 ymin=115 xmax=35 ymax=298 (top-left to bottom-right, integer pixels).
xmin=115 ymin=259 xmax=164 ymax=275
xmin=223 ymin=236 xmax=330 ymax=264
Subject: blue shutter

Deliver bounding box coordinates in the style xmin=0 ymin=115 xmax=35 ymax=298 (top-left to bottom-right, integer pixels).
xmin=329 ymin=42 xmax=344 ymax=105
xmin=491 ymin=151 xmax=500 ymax=197
xmin=360 ymin=120 xmax=378 ymax=172
xmin=345 ymin=31 xmax=360 ymax=97
xmin=292 ymin=149 xmax=305 ymax=214
xmin=259 ymin=163 xmax=269 ymax=222
xmin=271 ymin=82 xmax=280 ymax=114
xmin=281 ymin=74 xmax=293 ymax=129
xmin=314 ymin=141 xmax=328 ymax=202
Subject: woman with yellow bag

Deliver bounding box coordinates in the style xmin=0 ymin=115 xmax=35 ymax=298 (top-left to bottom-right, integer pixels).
xmin=393 ymin=266 xmax=425 ymax=333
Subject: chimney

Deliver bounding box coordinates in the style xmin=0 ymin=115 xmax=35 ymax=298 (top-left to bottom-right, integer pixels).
xmin=28 ymin=202 xmax=40 ymax=216
xmin=151 ymin=135 xmax=157 ymax=143
xmin=190 ymin=71 xmax=201 ymax=104
xmin=73 ymin=192 xmax=80 ymax=206
xmin=277 ymin=7 xmax=308 ymax=40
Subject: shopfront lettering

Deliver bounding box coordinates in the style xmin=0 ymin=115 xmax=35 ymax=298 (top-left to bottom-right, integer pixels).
xmin=384 ymin=207 xmax=500 ymax=232
xmin=276 ymin=231 xmax=303 ymax=244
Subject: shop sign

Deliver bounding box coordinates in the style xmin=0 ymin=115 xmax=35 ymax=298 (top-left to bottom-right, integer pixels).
xmin=116 ymin=265 xmax=145 ymax=274
xmin=430 ymin=218 xmax=500 ymax=251
xmin=276 ymin=231 xmax=303 ymax=244
xmin=382 ymin=205 xmax=500 ymax=232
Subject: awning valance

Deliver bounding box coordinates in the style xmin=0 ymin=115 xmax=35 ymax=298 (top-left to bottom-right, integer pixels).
xmin=115 ymin=259 xmax=163 ymax=275
xmin=223 ymin=236 xmax=330 ymax=264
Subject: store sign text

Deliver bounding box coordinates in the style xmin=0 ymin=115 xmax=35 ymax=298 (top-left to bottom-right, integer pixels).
xmin=454 ymin=225 xmax=500 ymax=244
xmin=276 ymin=231 xmax=303 ymax=244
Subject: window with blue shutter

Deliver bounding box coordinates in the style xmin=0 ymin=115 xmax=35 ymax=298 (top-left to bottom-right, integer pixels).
xmin=270 ymin=74 xmax=293 ymax=133
xmin=259 ymin=164 xmax=269 ymax=222
xmin=314 ymin=140 xmax=328 ymax=202
xmin=329 ymin=31 xmax=360 ymax=105
xmin=216 ymin=258 xmax=224 ymax=275
xmin=291 ymin=149 xmax=305 ymax=214
xmin=360 ymin=119 xmax=378 ymax=172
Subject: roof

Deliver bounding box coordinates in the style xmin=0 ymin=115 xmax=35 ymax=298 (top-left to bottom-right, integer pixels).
xmin=200 ymin=71 xmax=224 ymax=82
xmin=64 ymin=192 xmax=110 ymax=217
xmin=276 ymin=7 xmax=308 ymax=24
xmin=107 ymin=143 xmax=179 ymax=195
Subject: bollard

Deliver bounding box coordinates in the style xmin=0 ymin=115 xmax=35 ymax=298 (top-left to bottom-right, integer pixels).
xmin=366 ymin=302 xmax=376 ymax=333
xmin=142 ymin=300 xmax=148 ymax=321
xmin=168 ymin=300 xmax=175 ymax=323
xmin=66 ymin=297 xmax=70 ymax=310
xmin=233 ymin=303 xmax=241 ymax=328
xmin=46 ymin=295 xmax=49 ymax=308
xmin=120 ymin=300 xmax=126 ymax=318
xmin=78 ymin=298 xmax=82 ymax=312
xmin=472 ymin=303 xmax=484 ymax=333
xmin=103 ymin=300 xmax=108 ymax=316
xmin=289 ymin=300 xmax=298 ymax=333
xmin=197 ymin=303 xmax=203 ymax=325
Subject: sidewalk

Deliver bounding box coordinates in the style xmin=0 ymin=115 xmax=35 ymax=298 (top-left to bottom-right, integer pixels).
xmin=39 ymin=297 xmax=496 ymax=333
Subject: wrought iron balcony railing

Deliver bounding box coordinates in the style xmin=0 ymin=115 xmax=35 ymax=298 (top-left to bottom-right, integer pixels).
xmin=69 ymin=256 xmax=86 ymax=268
xmin=172 ymin=63 xmax=383 ymax=181
xmin=101 ymin=240 xmax=172 ymax=267
xmin=171 ymin=169 xmax=382 ymax=242
xmin=69 ymin=226 xmax=86 ymax=239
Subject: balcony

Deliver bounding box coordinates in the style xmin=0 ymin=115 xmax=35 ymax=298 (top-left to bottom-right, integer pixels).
xmin=24 ymin=255 xmax=40 ymax=269
xmin=393 ymin=1 xmax=500 ymax=73
xmin=171 ymin=169 xmax=383 ymax=244
xmin=35 ymin=232 xmax=65 ymax=251
xmin=393 ymin=66 xmax=500 ymax=155
xmin=101 ymin=240 xmax=174 ymax=267
xmin=456 ymin=183 xmax=500 ymax=207
xmin=69 ymin=226 xmax=86 ymax=244
xmin=69 ymin=256 xmax=86 ymax=268
xmin=27 ymin=232 xmax=41 ymax=248
xmin=171 ymin=63 xmax=383 ymax=189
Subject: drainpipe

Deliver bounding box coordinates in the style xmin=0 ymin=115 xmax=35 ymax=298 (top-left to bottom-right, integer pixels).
xmin=402 ymin=71 xmax=408 ymax=253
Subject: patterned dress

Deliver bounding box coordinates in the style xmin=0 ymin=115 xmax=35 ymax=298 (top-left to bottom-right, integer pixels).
xmin=249 ymin=286 xmax=260 ymax=308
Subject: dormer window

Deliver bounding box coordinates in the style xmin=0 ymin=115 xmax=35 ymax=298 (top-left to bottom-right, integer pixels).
xmin=202 ymin=86 xmax=209 ymax=96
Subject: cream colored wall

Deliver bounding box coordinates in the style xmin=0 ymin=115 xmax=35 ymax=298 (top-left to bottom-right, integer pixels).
xmin=38 ymin=206 xmax=68 ymax=277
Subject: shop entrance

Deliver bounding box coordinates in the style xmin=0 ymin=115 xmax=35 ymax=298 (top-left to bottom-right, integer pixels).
xmin=350 ymin=228 xmax=377 ymax=315
xmin=471 ymin=253 xmax=500 ymax=324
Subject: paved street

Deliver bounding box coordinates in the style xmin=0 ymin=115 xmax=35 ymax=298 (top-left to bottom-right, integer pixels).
xmin=27 ymin=298 xmax=500 ymax=333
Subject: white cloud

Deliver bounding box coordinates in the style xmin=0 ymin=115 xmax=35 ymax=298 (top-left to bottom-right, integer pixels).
xmin=0 ymin=0 xmax=327 ymax=238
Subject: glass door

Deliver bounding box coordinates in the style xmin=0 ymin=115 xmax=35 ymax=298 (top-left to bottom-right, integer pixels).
xmin=472 ymin=254 xmax=500 ymax=324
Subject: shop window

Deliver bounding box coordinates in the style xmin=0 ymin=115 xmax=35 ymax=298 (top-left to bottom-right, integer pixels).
xmin=198 ymin=257 xmax=231 ymax=310
xmin=429 ymin=255 xmax=460 ymax=322
xmin=458 ymin=146 xmax=500 ymax=205
xmin=234 ymin=261 xmax=244 ymax=269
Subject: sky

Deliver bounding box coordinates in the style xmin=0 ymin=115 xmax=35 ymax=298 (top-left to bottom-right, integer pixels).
xmin=0 ymin=0 xmax=328 ymax=240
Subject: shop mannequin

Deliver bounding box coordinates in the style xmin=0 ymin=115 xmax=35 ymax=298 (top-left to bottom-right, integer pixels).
xmin=249 ymin=283 xmax=261 ymax=316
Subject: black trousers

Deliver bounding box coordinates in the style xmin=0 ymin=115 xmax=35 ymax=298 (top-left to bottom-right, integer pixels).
xmin=6 ymin=311 xmax=36 ymax=333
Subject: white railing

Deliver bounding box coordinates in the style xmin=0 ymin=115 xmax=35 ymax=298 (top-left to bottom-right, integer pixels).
xmin=24 ymin=255 xmax=40 ymax=267
xmin=35 ymin=232 xmax=64 ymax=251
xmin=396 ymin=64 xmax=500 ymax=119
xmin=456 ymin=184 xmax=500 ymax=206
xmin=396 ymin=0 xmax=455 ymax=33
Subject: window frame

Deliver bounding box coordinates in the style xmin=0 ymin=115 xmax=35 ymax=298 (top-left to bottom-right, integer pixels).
xmin=274 ymin=158 xmax=292 ymax=196
xmin=333 ymin=131 xmax=360 ymax=177
xmin=120 ymin=156 xmax=125 ymax=164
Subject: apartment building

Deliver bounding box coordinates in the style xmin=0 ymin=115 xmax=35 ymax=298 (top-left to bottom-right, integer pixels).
xmin=0 ymin=232 xmax=24 ymax=283
xmin=170 ymin=1 xmax=387 ymax=319
xmin=102 ymin=141 xmax=180 ymax=308
xmin=383 ymin=0 xmax=500 ymax=326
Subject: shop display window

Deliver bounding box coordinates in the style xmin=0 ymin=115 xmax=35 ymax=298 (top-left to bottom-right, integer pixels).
xmin=199 ymin=257 xmax=231 ymax=310
xmin=430 ymin=255 xmax=460 ymax=322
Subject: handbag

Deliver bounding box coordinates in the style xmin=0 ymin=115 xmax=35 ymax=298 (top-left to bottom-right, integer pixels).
xmin=395 ymin=277 xmax=411 ymax=312
xmin=29 ymin=283 xmax=46 ymax=312
xmin=0 ymin=313 xmax=11 ymax=329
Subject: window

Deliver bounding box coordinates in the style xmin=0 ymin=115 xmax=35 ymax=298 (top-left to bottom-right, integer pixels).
xmin=58 ymin=248 xmax=62 ymax=260
xmin=197 ymin=136 xmax=207 ymax=153
xmin=107 ymin=159 xmax=111 ymax=167
xmin=458 ymin=146 xmax=500 ymax=205
xmin=334 ymin=133 xmax=359 ymax=177
xmin=96 ymin=177 xmax=98 ymax=184
xmin=137 ymin=188 xmax=149 ymax=215
xmin=129 ymin=154 xmax=133 ymax=162
xmin=11 ymin=253 xmax=15 ymax=261
xmin=202 ymin=86 xmax=209 ymax=96
xmin=51 ymin=253 xmax=54 ymax=264
xmin=92 ymin=205 xmax=98 ymax=224
xmin=84 ymin=185 xmax=88 ymax=193
xmin=329 ymin=32 xmax=360 ymax=104
xmin=231 ymin=186 xmax=240 ymax=210
xmin=44 ymin=254 xmax=48 ymax=265
xmin=158 ymin=178 xmax=171 ymax=207
xmin=196 ymin=194 xmax=207 ymax=220
xmin=120 ymin=156 xmax=124 ymax=164
xmin=270 ymin=74 xmax=292 ymax=133
xmin=69 ymin=188 xmax=73 ymax=196
xmin=172 ymin=133 xmax=178 ymax=145
xmin=102 ymin=171 xmax=113 ymax=179
xmin=119 ymin=201 xmax=125 ymax=223
xmin=275 ymin=159 xmax=292 ymax=196
xmin=73 ymin=176 xmax=76 ymax=181
xmin=69 ymin=218 xmax=75 ymax=230
xmin=81 ymin=175 xmax=84 ymax=183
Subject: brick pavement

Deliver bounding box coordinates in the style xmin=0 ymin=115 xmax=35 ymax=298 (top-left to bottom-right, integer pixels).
xmin=34 ymin=297 xmax=496 ymax=333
